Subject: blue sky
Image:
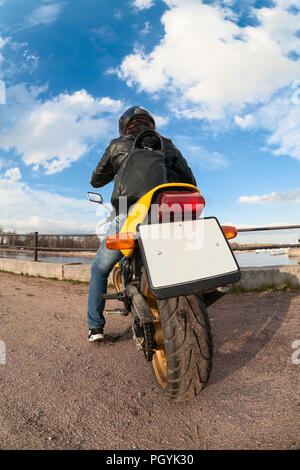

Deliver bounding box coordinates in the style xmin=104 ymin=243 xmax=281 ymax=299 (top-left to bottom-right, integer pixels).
xmin=0 ymin=0 xmax=299 ymax=243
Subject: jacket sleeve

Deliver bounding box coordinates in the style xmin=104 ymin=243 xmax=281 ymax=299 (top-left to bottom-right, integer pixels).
xmin=165 ymin=139 xmax=197 ymax=186
xmin=90 ymin=144 xmax=114 ymax=188
xmin=173 ymin=148 xmax=197 ymax=186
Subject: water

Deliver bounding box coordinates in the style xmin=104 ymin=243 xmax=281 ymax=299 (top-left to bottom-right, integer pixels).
xmin=234 ymin=251 xmax=299 ymax=268
xmin=0 ymin=251 xmax=94 ymax=265
xmin=1 ymin=249 xmax=299 ymax=267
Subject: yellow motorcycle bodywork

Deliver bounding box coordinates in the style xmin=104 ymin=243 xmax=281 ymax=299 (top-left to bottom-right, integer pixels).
xmin=118 ymin=182 xmax=199 ymax=257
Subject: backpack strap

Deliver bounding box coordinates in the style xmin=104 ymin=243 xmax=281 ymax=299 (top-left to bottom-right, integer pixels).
xmin=133 ymin=129 xmax=164 ymax=153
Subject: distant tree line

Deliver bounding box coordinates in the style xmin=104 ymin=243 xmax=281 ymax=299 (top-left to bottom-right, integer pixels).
xmin=0 ymin=227 xmax=100 ymax=251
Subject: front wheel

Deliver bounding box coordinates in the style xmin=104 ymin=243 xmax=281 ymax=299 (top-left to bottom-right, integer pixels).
xmin=141 ymin=274 xmax=213 ymax=402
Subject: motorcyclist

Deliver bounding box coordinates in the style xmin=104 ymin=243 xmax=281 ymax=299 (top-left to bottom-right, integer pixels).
xmin=87 ymin=106 xmax=197 ymax=341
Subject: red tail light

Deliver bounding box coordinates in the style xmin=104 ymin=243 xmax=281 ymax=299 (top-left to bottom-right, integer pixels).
xmin=157 ymin=191 xmax=205 ymax=221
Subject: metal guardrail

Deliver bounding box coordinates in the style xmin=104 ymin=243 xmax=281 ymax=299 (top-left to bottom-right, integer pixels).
xmin=0 ymin=232 xmax=99 ymax=261
xmin=233 ymin=224 xmax=300 ymax=252
xmin=0 ymin=225 xmax=299 ymax=261
xmin=237 ymin=224 xmax=300 ymax=232
xmin=233 ymin=244 xmax=300 ymax=251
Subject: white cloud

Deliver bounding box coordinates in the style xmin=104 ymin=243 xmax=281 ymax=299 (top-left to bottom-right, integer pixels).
xmin=234 ymin=114 xmax=255 ymax=129
xmin=25 ymin=3 xmax=65 ymax=28
xmin=114 ymin=9 xmax=123 ymax=20
xmin=238 ymin=188 xmax=300 ymax=204
xmin=176 ymin=136 xmax=228 ymax=169
xmin=188 ymin=147 xmax=228 ymax=169
xmin=0 ymin=35 xmax=9 ymax=81
xmin=0 ymin=35 xmax=6 ymax=102
xmin=23 ymin=49 xmax=39 ymax=67
xmin=0 ymin=35 xmax=40 ymax=82
xmin=4 ymin=167 xmax=22 ymax=181
xmin=0 ymin=36 xmax=8 ymax=50
xmin=0 ymin=84 xmax=123 ymax=174
xmin=257 ymin=88 xmax=300 ymax=161
xmin=140 ymin=21 xmax=151 ymax=35
xmin=235 ymin=83 xmax=300 ymax=161
xmin=153 ymin=114 xmax=169 ymax=128
xmin=0 ymin=80 xmax=5 ymax=104
xmin=0 ymin=176 xmax=101 ymax=233
xmin=90 ymin=26 xmax=118 ymax=44
xmin=132 ymin=0 xmax=154 ymax=10
xmin=118 ymin=0 xmax=300 ymax=121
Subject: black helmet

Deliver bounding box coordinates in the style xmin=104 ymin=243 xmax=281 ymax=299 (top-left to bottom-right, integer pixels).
xmin=119 ymin=106 xmax=155 ymax=136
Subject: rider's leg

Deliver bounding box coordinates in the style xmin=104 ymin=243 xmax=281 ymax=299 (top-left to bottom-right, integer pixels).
xmin=87 ymin=213 xmax=127 ymax=330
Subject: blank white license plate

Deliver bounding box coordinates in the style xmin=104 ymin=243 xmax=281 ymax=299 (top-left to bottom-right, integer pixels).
xmin=138 ymin=217 xmax=240 ymax=298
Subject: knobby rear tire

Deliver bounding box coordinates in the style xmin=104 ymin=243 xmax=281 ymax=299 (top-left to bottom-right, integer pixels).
xmin=155 ymin=295 xmax=213 ymax=402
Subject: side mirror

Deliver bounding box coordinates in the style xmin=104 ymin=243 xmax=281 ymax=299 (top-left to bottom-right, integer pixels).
xmin=87 ymin=192 xmax=103 ymax=204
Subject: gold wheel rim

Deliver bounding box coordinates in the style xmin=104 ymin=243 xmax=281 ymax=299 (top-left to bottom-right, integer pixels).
xmin=113 ymin=268 xmax=122 ymax=293
xmin=144 ymin=284 xmax=167 ymax=388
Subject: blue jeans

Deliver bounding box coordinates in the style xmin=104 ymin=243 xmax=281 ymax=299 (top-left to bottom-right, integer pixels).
xmin=87 ymin=213 xmax=127 ymax=329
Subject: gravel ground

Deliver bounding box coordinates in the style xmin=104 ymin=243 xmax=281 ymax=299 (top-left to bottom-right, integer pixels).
xmin=0 ymin=272 xmax=299 ymax=450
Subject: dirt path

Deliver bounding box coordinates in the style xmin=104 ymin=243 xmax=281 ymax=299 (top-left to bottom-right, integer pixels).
xmin=0 ymin=272 xmax=299 ymax=450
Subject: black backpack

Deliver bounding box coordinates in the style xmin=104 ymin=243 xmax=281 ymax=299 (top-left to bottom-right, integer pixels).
xmin=111 ymin=129 xmax=168 ymax=211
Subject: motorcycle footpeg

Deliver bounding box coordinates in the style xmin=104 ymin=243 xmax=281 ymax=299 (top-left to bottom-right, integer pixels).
xmin=105 ymin=309 xmax=128 ymax=316
xmin=102 ymin=292 xmax=126 ymax=301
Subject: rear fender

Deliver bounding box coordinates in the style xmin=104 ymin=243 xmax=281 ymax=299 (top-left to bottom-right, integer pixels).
xmin=119 ymin=183 xmax=199 ymax=257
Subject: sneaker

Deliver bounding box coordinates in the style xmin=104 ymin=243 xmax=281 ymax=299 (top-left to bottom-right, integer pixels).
xmin=88 ymin=328 xmax=104 ymax=342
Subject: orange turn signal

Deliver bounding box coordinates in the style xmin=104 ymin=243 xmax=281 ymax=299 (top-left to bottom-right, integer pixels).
xmin=106 ymin=232 xmax=136 ymax=250
xmin=221 ymin=225 xmax=238 ymax=240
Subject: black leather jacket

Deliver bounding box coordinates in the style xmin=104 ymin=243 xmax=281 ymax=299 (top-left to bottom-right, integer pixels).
xmin=90 ymin=133 xmax=197 ymax=204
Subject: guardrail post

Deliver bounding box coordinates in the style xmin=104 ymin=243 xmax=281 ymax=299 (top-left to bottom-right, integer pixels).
xmin=33 ymin=232 xmax=38 ymax=261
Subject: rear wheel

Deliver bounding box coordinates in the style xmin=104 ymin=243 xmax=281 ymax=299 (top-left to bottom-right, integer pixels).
xmin=141 ymin=273 xmax=213 ymax=402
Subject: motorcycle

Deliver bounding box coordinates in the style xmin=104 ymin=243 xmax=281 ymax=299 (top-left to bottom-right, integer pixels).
xmin=88 ymin=183 xmax=240 ymax=402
